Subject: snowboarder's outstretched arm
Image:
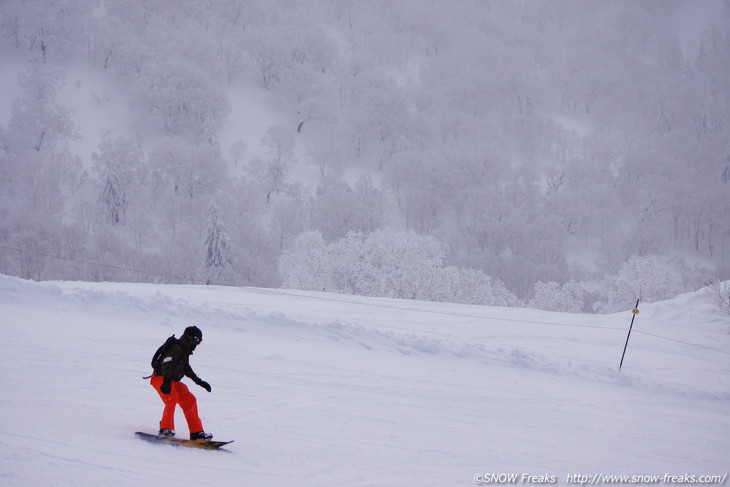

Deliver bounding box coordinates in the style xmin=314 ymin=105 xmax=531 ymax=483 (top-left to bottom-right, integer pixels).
xmin=185 ymin=362 xmax=211 ymax=392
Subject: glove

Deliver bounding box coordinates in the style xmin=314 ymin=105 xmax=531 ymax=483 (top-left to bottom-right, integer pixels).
xmin=197 ymin=380 xmax=212 ymax=393
xmin=160 ymin=377 xmax=172 ymax=395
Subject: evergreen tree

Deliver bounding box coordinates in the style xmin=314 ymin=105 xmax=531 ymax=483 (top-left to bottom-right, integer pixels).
xmin=204 ymin=202 xmax=234 ymax=284
xmin=98 ymin=166 xmax=126 ymax=225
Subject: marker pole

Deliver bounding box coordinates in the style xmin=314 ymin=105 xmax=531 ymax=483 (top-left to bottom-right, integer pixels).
xmin=619 ymin=299 xmax=641 ymax=371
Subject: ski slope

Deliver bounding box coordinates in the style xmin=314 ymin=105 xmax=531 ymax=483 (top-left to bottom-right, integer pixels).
xmin=0 ymin=274 xmax=728 ymax=486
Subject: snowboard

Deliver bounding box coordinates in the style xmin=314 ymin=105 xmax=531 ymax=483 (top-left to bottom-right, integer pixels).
xmin=135 ymin=431 xmax=233 ymax=450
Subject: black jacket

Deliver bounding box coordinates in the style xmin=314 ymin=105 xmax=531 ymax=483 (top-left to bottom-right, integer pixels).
xmin=156 ymin=335 xmax=204 ymax=385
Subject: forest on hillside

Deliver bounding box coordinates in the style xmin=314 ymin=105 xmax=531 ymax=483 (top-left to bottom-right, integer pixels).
xmin=1 ymin=0 xmax=729 ymax=312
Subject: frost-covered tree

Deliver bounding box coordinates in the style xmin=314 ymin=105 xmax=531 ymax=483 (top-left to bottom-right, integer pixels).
xmin=708 ymin=280 xmax=730 ymax=317
xmin=594 ymin=255 xmax=683 ymax=313
xmin=0 ymin=0 xmax=91 ymax=61
xmin=270 ymin=192 xmax=306 ymax=251
xmin=280 ymin=229 xmax=518 ymax=305
xmin=92 ymin=136 xmax=145 ymax=225
xmin=230 ymin=217 xmax=281 ymax=287
xmin=98 ymin=166 xmax=126 ymax=225
xmin=441 ymin=267 xmax=520 ymax=307
xmin=247 ymin=126 xmax=297 ymax=203
xmin=0 ymin=63 xmax=85 ymax=280
xmin=280 ymin=229 xmax=445 ymax=299
xmin=92 ymin=137 xmax=146 ymax=185
xmin=204 ymin=202 xmax=234 ymax=284
xmin=148 ymin=137 xmax=227 ymax=202
xmin=229 ymin=140 xmax=247 ymax=166
xmin=529 ymin=280 xmax=585 ymax=313
xmin=356 ymin=230 xmax=445 ymax=299
xmin=310 ymin=175 xmax=388 ymax=242
xmin=8 ymin=66 xmax=79 ymax=153
xmin=353 ymin=175 xmax=389 ymax=233
xmin=279 ymin=230 xmax=331 ymax=290
xmin=132 ymin=59 xmax=230 ymax=144
xmin=305 ymin=127 xmax=345 ymax=178
xmin=341 ymin=70 xmax=409 ymax=164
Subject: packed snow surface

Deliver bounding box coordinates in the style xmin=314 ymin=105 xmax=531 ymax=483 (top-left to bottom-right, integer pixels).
xmin=0 ymin=275 xmax=728 ymax=486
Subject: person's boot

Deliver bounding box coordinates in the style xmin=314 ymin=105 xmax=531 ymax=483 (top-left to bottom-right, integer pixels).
xmin=190 ymin=431 xmax=213 ymax=441
xmin=158 ymin=429 xmax=175 ymax=437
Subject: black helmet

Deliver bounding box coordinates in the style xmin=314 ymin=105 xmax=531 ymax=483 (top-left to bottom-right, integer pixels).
xmin=183 ymin=326 xmax=203 ymax=345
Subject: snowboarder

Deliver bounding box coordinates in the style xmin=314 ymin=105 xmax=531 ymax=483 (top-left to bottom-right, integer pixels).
xmin=149 ymin=326 xmax=214 ymax=440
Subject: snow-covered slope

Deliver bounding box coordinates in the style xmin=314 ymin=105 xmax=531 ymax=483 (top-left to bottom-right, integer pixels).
xmin=0 ymin=275 xmax=728 ymax=486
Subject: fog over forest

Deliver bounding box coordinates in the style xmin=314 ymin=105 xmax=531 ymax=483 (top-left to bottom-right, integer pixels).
xmin=0 ymin=0 xmax=729 ymax=313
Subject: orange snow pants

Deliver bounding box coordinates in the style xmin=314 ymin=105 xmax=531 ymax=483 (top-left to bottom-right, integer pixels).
xmin=150 ymin=374 xmax=203 ymax=433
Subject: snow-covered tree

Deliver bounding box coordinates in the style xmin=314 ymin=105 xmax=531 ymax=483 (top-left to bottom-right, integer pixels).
xmin=305 ymin=127 xmax=345 ymax=178
xmin=247 ymin=126 xmax=297 ymax=203
xmin=92 ymin=136 xmax=145 ymax=225
xmin=132 ymin=59 xmax=230 ymax=144
xmin=310 ymin=175 xmax=388 ymax=242
xmin=529 ymin=280 xmax=585 ymax=313
xmin=148 ymin=137 xmax=227 ymax=202
xmin=280 ymin=230 xmax=444 ymax=298
xmin=441 ymin=267 xmax=520 ymax=307
xmin=357 ymin=230 xmax=445 ymax=300
xmin=270 ymin=193 xmax=306 ymax=251
xmin=0 ymin=0 xmax=91 ymax=61
xmin=708 ymin=280 xmax=730 ymax=317
xmin=594 ymin=255 xmax=683 ymax=313
xmin=229 ymin=140 xmax=247 ymax=167
xmin=98 ymin=166 xmax=126 ymax=225
xmin=204 ymin=202 xmax=234 ymax=284
xmin=279 ymin=230 xmax=331 ymax=291
xmin=280 ymin=229 xmax=518 ymax=306
xmin=8 ymin=65 xmax=79 ymax=154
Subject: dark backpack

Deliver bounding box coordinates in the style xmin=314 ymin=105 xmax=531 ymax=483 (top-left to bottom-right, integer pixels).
xmin=151 ymin=335 xmax=177 ymax=373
